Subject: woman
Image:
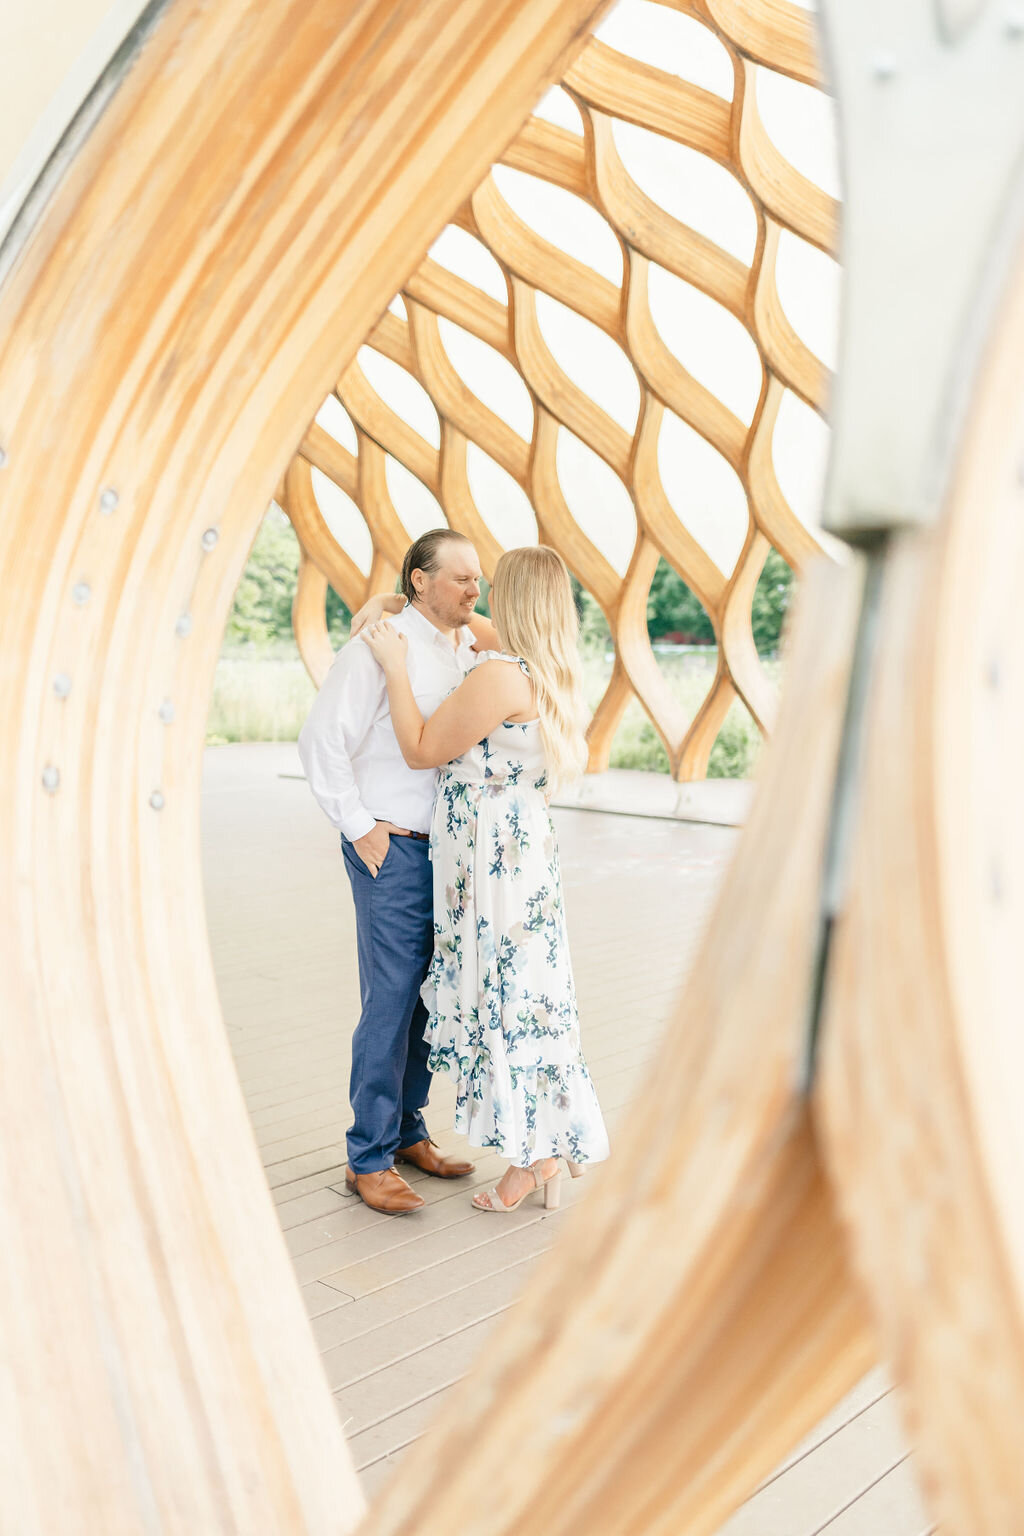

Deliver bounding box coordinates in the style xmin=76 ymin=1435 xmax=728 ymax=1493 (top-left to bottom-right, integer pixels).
xmin=361 ymin=546 xmax=609 ymax=1213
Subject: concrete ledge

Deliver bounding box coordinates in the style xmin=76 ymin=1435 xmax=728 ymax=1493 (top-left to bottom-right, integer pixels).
xmin=207 ymin=745 xmax=753 ymax=830
xmin=552 ymin=769 xmax=754 ymax=828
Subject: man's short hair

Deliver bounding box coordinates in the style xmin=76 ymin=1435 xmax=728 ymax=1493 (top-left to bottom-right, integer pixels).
xmin=400 ymin=528 xmax=472 ymax=603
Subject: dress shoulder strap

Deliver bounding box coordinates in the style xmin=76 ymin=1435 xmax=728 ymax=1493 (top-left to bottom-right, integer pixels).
xmin=481 ymin=650 xmax=530 ymax=676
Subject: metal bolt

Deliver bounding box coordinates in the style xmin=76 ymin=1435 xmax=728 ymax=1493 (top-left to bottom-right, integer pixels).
xmin=99 ymin=487 xmax=119 ymax=514
xmin=871 ymin=51 xmax=898 ymax=80
xmin=41 ymin=765 xmax=60 ymax=794
xmin=175 ymin=613 xmax=193 ymax=638
xmin=158 ymin=699 xmax=175 ymax=724
xmin=149 ymin=790 xmax=165 ymax=811
xmin=53 ymin=673 xmax=72 ymax=699
xmin=201 ymin=528 xmax=219 ymax=551
xmin=72 ymin=581 xmax=92 ymax=606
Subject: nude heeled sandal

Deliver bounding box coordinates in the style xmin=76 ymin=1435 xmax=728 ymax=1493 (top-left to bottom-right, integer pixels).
xmin=472 ymin=1162 xmax=562 ymax=1213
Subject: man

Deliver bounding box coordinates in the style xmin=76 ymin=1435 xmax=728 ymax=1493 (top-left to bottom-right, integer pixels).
xmin=298 ymin=529 xmax=486 ymax=1214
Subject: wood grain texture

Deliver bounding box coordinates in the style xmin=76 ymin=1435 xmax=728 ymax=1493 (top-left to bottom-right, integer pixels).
xmin=0 ymin=0 xmax=615 ymax=1526
xmin=817 ymin=226 xmax=1024 ymax=1532
xmin=284 ymin=0 xmax=838 ymax=779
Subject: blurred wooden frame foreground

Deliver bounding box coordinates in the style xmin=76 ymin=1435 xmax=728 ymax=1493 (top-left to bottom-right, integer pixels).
xmin=2 ymin=1 xmax=1024 ymax=1534
xmin=0 ymin=0 xmax=617 ymax=1528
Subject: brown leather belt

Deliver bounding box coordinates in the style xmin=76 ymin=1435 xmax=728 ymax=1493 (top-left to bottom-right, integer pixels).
xmin=407 ymin=830 xmax=430 ymax=842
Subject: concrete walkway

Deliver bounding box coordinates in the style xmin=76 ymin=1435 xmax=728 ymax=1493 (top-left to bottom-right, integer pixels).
xmin=201 ymin=742 xmax=933 ymax=1531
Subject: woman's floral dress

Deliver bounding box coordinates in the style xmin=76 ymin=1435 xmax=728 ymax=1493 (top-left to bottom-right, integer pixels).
xmin=421 ymin=653 xmax=609 ymax=1168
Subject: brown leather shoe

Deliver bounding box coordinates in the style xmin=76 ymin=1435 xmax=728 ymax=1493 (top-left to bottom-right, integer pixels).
xmin=395 ymin=1138 xmax=474 ymax=1179
xmin=344 ymin=1166 xmax=425 ymax=1214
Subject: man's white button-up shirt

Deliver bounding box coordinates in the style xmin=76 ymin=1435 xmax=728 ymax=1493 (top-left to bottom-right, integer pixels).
xmin=297 ymin=603 xmax=479 ymax=841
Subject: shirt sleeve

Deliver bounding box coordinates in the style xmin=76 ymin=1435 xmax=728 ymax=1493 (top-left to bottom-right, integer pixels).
xmin=297 ymin=637 xmax=382 ymax=840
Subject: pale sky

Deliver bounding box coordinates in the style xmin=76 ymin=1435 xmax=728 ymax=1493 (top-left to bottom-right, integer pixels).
xmin=313 ymin=0 xmax=842 ymax=583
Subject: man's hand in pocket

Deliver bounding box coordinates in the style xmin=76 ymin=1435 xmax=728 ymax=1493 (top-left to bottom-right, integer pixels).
xmin=352 ymin=820 xmax=411 ymax=878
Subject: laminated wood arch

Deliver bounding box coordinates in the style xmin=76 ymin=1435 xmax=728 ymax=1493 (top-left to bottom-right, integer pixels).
xmin=5 ymin=0 xmax=1024 ymax=1533
xmin=0 ymin=1 xmax=617 ymax=1526
xmin=283 ymin=0 xmax=840 ymax=780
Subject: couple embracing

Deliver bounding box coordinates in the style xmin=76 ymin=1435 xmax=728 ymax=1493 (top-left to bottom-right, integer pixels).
xmin=298 ymin=529 xmax=608 ymax=1217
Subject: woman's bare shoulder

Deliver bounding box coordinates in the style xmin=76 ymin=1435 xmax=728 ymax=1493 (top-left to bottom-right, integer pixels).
xmin=468 ymin=655 xmax=534 ymax=716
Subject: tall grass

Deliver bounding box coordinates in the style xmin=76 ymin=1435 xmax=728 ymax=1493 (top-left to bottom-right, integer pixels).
xmin=206 ymin=642 xmax=318 ymax=745
xmin=580 ymin=645 xmax=772 ymax=779
xmin=207 ymin=636 xmax=776 ymax=779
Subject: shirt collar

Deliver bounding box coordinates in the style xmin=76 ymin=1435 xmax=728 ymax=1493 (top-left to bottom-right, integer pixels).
xmin=403 ymin=602 xmax=474 ymax=653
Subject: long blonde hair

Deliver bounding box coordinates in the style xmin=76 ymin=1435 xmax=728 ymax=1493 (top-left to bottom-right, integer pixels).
xmin=489 ymin=547 xmax=589 ymax=791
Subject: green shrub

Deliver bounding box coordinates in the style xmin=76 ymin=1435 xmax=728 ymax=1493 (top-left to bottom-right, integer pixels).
xmin=210 ymin=533 xmax=780 ymax=776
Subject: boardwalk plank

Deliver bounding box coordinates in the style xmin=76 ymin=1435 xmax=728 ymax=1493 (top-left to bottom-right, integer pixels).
xmin=204 ymin=743 xmax=929 ymax=1534
xmin=718 ymin=1392 xmax=916 ymax=1536
xmin=310 ymin=1220 xmax=557 ymax=1352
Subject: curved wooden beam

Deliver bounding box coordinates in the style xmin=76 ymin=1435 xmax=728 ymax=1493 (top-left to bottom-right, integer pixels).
xmin=408 ymin=300 xmax=533 ymax=487
xmin=0 ymin=0 xmax=616 ymax=1524
xmin=282 ymin=12 xmax=837 ymax=784
xmin=590 ymin=110 xmax=751 ymax=322
xmin=339 ymin=359 xmax=441 ymax=498
xmin=292 ymin=547 xmax=335 ymax=688
xmin=500 ymin=117 xmax=590 ymax=198
xmin=818 ymin=225 xmax=1024 ymax=1533
xmin=625 ymin=249 xmax=751 ymax=470
xmin=287 ymin=457 xmax=367 ymax=611
xmin=718 ymin=525 xmax=779 ymax=735
xmin=472 ymin=174 xmax=624 ymax=340
xmin=747 ymin=376 xmax=824 ymax=570
xmin=436 ymin=422 xmax=506 ymax=580
xmin=565 ymin=41 xmax=733 ymax=163
xmin=701 ymin=0 xmax=824 ymax=89
xmin=753 ymin=219 xmax=831 ymax=416
xmin=736 ymin=59 xmax=839 ymax=258
xmin=585 ymin=654 xmax=634 ymax=772
xmin=404 ymin=259 xmax=512 ymax=358
xmin=510 ymin=276 xmax=636 ymax=483
xmin=631 ymin=394 xmax=726 ymax=613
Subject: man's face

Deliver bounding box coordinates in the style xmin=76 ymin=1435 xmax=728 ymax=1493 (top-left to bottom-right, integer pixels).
xmin=414 ymin=540 xmax=482 ymax=629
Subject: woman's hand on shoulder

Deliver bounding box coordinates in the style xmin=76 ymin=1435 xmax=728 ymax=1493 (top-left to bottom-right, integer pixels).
xmin=350 ymin=592 xmax=404 ymax=637
xmin=362 ymin=619 xmax=409 ymax=674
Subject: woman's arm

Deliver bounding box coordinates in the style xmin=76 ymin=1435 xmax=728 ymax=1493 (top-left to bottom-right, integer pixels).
xmin=362 ymin=622 xmax=529 ymax=768
xmin=351 ymin=594 xmax=499 ymax=652
xmin=349 ymin=592 xmax=404 ymax=636
xmin=465 ymin=612 xmax=500 ymax=652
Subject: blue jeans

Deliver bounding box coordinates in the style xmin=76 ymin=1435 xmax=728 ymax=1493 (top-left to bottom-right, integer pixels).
xmin=341 ymin=832 xmax=433 ymax=1174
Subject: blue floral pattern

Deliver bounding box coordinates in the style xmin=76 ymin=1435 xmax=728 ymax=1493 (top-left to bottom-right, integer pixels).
xmin=421 ymin=653 xmax=609 ymax=1168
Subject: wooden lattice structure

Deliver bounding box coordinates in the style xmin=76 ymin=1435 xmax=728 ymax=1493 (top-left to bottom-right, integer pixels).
xmin=284 ymin=1 xmax=836 ymax=777
xmin=1 ymin=1 xmax=1024 ymax=1533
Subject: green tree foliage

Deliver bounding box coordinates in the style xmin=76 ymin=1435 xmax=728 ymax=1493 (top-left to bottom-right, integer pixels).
xmin=750 ymin=547 xmax=794 ymax=654
xmin=644 ymin=552 xmax=794 ymax=652
xmin=570 ymin=577 xmax=611 ymax=649
xmin=227 ymin=514 xmax=791 ymax=657
xmin=326 ymin=584 xmax=352 ymax=644
xmin=646 ymin=561 xmax=715 ymax=644
xmin=573 ymin=550 xmax=794 ymax=655
xmin=224 ymin=507 xmax=350 ymax=647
